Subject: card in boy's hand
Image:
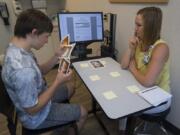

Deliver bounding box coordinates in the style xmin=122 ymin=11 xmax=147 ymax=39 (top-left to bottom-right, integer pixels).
xmin=62 ymin=43 xmax=76 ymax=58
xmin=61 ymin=35 xmax=70 ymax=46
xmin=58 ymin=58 xmax=70 ymax=73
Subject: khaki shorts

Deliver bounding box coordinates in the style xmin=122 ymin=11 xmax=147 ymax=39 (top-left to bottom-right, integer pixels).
xmin=36 ymin=84 xmax=80 ymax=129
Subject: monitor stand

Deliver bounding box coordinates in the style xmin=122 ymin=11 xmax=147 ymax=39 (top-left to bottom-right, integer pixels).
xmin=73 ymin=42 xmax=92 ymax=60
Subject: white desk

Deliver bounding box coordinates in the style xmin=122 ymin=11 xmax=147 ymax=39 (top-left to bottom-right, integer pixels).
xmin=73 ymin=57 xmax=152 ymax=119
xmin=73 ymin=57 xmax=153 ymax=134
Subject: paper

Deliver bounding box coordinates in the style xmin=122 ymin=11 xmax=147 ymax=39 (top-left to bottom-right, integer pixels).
xmin=138 ymin=86 xmax=172 ymax=106
xmin=103 ymin=91 xmax=118 ymax=100
xmin=60 ymin=35 xmax=74 ymax=59
xmin=61 ymin=34 xmax=70 ymax=46
xmin=127 ymin=85 xmax=140 ymax=93
xmin=89 ymin=75 xmax=101 ymax=81
xmin=80 ymin=63 xmax=89 ymax=68
xmin=110 ymin=72 xmax=120 ymax=77
xmin=58 ymin=58 xmax=70 ymax=73
xmin=61 ymin=43 xmax=76 ymax=58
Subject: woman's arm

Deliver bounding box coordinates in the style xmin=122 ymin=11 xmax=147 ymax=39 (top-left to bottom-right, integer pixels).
xmin=121 ymin=36 xmax=139 ymax=69
xmin=121 ymin=48 xmax=135 ymax=69
xmin=129 ymin=43 xmax=169 ymax=87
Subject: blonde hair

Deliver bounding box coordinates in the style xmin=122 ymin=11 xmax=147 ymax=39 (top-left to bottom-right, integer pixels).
xmin=137 ymin=7 xmax=162 ymax=46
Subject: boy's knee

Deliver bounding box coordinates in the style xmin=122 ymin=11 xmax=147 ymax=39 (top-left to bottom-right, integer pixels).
xmin=67 ymin=83 xmax=75 ymax=98
xmin=80 ymin=105 xmax=88 ymax=119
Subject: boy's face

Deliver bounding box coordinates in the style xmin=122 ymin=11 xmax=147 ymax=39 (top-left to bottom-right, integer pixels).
xmin=32 ymin=32 xmax=50 ymax=50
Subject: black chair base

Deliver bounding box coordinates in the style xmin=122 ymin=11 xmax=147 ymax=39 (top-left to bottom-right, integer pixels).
xmin=134 ymin=108 xmax=170 ymax=135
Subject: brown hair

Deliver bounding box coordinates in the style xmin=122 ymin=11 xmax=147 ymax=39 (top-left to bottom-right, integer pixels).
xmin=14 ymin=9 xmax=53 ymax=38
xmin=137 ymin=7 xmax=162 ymax=46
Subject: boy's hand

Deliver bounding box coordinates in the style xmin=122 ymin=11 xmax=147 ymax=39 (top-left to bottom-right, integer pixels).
xmin=54 ymin=44 xmax=66 ymax=57
xmin=55 ymin=68 xmax=72 ymax=85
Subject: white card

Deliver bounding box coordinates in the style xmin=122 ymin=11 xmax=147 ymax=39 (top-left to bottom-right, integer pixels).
xmin=89 ymin=75 xmax=101 ymax=81
xmin=103 ymin=91 xmax=118 ymax=100
xmin=127 ymin=85 xmax=140 ymax=93
xmin=110 ymin=72 xmax=120 ymax=77
xmin=80 ymin=63 xmax=89 ymax=68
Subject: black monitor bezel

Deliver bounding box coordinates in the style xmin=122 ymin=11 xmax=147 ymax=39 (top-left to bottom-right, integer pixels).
xmin=57 ymin=11 xmax=104 ymax=44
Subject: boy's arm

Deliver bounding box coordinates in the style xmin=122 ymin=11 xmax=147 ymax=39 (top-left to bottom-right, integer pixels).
xmin=39 ymin=44 xmax=66 ymax=74
xmin=24 ymin=69 xmax=73 ymax=115
xmin=39 ymin=55 xmax=59 ymax=74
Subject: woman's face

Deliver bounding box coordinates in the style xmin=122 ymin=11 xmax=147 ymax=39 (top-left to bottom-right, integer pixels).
xmin=135 ymin=14 xmax=144 ymax=40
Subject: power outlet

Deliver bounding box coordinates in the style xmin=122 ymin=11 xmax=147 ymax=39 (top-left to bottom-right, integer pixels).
xmin=12 ymin=0 xmax=22 ymax=16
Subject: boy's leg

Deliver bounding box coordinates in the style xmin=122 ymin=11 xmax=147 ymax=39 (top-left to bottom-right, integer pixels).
xmin=36 ymin=103 xmax=81 ymax=129
xmin=66 ymin=81 xmax=75 ymax=99
xmin=76 ymin=105 xmax=87 ymax=131
xmin=36 ymin=102 xmax=87 ymax=131
xmin=52 ymin=84 xmax=70 ymax=103
xmin=38 ymin=84 xmax=88 ymax=131
xmin=65 ymin=80 xmax=88 ymax=130
xmin=52 ymin=81 xmax=75 ymax=103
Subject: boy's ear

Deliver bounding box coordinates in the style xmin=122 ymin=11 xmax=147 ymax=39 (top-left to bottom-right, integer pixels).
xmin=31 ymin=28 xmax=38 ymax=36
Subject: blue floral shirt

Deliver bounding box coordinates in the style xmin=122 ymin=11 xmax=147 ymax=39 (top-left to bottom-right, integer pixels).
xmin=1 ymin=44 xmax=51 ymax=129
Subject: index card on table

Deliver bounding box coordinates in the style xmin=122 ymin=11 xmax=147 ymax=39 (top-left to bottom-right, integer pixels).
xmin=127 ymin=85 xmax=140 ymax=93
xmin=89 ymin=75 xmax=101 ymax=81
xmin=109 ymin=72 xmax=121 ymax=77
xmin=103 ymin=91 xmax=118 ymax=100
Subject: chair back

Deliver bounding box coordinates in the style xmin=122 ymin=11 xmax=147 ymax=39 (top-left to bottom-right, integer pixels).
xmin=0 ymin=65 xmax=17 ymax=135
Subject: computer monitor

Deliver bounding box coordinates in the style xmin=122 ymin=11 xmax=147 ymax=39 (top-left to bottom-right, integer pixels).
xmin=57 ymin=12 xmax=104 ymax=44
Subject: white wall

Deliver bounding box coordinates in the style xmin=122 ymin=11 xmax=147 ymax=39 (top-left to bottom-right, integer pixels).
xmin=65 ymin=0 xmax=180 ymax=128
xmin=0 ymin=0 xmax=16 ymax=54
xmin=18 ymin=0 xmax=66 ymax=16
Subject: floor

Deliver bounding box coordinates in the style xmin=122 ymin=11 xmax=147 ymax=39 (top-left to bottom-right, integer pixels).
xmin=0 ymin=69 xmax=174 ymax=135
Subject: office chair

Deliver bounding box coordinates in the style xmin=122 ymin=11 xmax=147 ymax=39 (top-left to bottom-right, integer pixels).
xmin=0 ymin=65 xmax=18 ymax=135
xmin=134 ymin=107 xmax=170 ymax=135
xmin=0 ymin=65 xmax=78 ymax=135
xmin=22 ymin=122 xmax=78 ymax=135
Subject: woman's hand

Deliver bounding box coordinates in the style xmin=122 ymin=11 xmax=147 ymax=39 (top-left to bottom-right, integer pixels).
xmin=121 ymin=36 xmax=139 ymax=69
xmin=128 ymin=36 xmax=139 ymax=51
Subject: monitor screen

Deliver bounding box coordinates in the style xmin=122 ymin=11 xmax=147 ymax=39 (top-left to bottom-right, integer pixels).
xmin=57 ymin=12 xmax=104 ymax=44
